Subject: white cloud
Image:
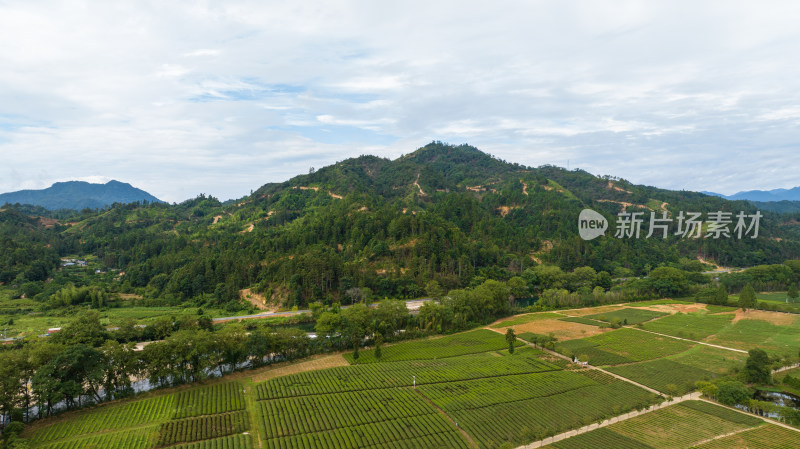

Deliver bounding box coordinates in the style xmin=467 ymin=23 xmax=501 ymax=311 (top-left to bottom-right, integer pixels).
xmin=2 ymin=1 xmax=800 ymax=201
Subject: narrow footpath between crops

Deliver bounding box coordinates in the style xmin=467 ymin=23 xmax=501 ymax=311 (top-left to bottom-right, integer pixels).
xmin=514 ymin=392 xmax=702 ymax=448
xmin=412 ymin=387 xmax=480 ymax=449
xmin=626 ymin=326 xmax=748 ymax=353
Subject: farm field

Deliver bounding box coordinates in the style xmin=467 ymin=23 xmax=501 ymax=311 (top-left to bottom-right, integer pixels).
xmin=548 ymin=400 xmax=768 ymax=449
xmin=24 ymin=382 xmax=250 ymax=448
xmin=583 ymin=307 xmax=668 ymax=325
xmin=554 ymin=327 xmax=694 ymax=365
xmin=490 ymin=311 xmax=565 ymax=328
xmin=20 ymin=300 xmax=800 ymax=449
xmin=255 ymin=348 xmax=660 ymax=449
xmin=694 ymin=423 xmax=800 ymax=448
xmin=342 ymin=328 xmax=522 ymax=364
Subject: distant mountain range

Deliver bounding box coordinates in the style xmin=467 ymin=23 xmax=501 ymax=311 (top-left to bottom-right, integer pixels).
xmin=703 ymin=187 xmax=800 ymax=202
xmin=0 ymin=180 xmax=163 ymax=210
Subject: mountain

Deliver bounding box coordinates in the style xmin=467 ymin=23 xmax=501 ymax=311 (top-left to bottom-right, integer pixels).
xmin=703 ymin=187 xmax=800 ymax=202
xmin=0 ymin=180 xmax=163 ymax=211
xmin=2 ymin=142 xmax=800 ymax=306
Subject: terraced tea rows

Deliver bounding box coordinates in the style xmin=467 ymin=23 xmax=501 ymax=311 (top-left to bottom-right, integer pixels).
xmin=256 ymin=348 xmax=559 ymax=398
xmin=549 ymin=401 xmax=766 ymax=449
xmin=342 ymin=328 xmax=522 ymax=364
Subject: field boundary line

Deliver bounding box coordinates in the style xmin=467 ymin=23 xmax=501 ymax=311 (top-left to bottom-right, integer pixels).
xmin=697 ymin=398 xmax=800 ymax=434
xmin=690 ymin=425 xmax=764 ymax=447
xmin=627 ymin=326 xmax=747 ymax=353
xmin=412 ymin=387 xmax=480 ymax=449
xmin=773 ymin=362 xmax=800 ymax=374
xmin=487 ymin=327 xmax=664 ymax=395
xmin=514 ymin=392 xmax=701 ymax=448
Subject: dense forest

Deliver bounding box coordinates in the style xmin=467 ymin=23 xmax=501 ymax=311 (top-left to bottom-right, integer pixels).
xmin=3 ymin=142 xmax=800 ymax=313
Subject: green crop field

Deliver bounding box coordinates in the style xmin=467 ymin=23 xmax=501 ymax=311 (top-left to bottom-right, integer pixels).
xmin=169 ymin=435 xmax=255 ymax=449
xmin=254 ymin=345 xmax=659 ymax=449
xmin=555 ymin=328 xmax=694 ymax=365
xmin=693 ymin=424 xmax=800 ymax=448
xmin=584 ymin=308 xmax=668 ymax=325
xmin=444 ymin=370 xmax=658 ymax=448
xmin=549 ymin=401 xmax=765 ymax=449
xmin=606 ymin=359 xmax=715 ymax=395
xmin=490 ymin=312 xmax=565 ymax=328
xmin=641 ymin=312 xmax=734 ymax=340
xmin=706 ymin=318 xmax=800 ymax=356
xmin=26 ymin=381 xmax=250 ymax=448
xmin=558 ymin=316 xmax=604 ymax=326
xmin=342 ymin=328 xmax=522 ymax=364
xmin=257 ymin=347 xmax=559 ymax=399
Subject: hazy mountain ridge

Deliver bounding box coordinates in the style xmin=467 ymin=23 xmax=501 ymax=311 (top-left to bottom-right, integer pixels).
xmin=0 ymin=180 xmax=163 ymax=211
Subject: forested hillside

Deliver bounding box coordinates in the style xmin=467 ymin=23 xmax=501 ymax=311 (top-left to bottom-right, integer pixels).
xmin=3 ymin=142 xmax=800 ymax=310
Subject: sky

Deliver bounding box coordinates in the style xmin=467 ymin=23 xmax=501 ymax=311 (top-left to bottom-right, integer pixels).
xmin=2 ymin=1 xmax=800 ymax=203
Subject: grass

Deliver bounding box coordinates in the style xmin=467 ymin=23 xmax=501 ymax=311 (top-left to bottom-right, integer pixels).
xmin=556 ymin=328 xmax=694 ymax=365
xmin=558 ymin=316 xmax=604 ymax=326
xmin=693 ymin=424 xmax=800 ymax=448
xmin=641 ymin=312 xmax=734 ymax=340
xmin=707 ymin=318 xmax=800 ymax=356
xmin=491 ymin=311 xmax=564 ymax=328
xmin=584 ymin=308 xmax=668 ymax=325
xmin=26 ymin=381 xmax=247 ymax=447
xmin=342 ymin=329 xmax=522 ymax=364
xmin=550 ymin=401 xmax=764 ymax=449
xmin=606 ymin=359 xmax=715 ymax=395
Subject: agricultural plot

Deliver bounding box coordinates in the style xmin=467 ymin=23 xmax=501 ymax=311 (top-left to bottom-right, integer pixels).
xmin=258 ymin=389 xmax=436 ymax=438
xmin=584 ymin=307 xmax=668 ymax=325
xmin=173 ymin=382 xmax=246 ymax=418
xmin=34 ymin=426 xmax=157 ymax=449
xmin=418 ymin=371 xmax=598 ymax=411
xmin=641 ymin=312 xmax=733 ymax=340
xmin=558 ymin=316 xmax=604 ymax=326
xmin=549 ymin=401 xmax=764 ymax=449
xmin=28 ymin=394 xmax=175 ymax=444
xmin=156 ymin=411 xmax=250 ymax=446
xmin=27 ymin=381 xmax=249 ymax=448
xmin=554 ymin=328 xmax=694 ymax=365
xmin=169 ymin=434 xmax=254 ymax=449
xmin=342 ymin=328 xmax=521 ymax=364
xmin=490 ymin=311 xmax=565 ymax=328
xmin=706 ymin=317 xmax=800 ymax=356
xmin=256 ymin=348 xmax=559 ymax=399
xmin=694 ymin=424 xmax=800 ymax=448
xmin=606 ymin=359 xmax=715 ymax=395
xmin=261 ymin=413 xmax=469 ymax=449
xmin=447 ymin=371 xmax=659 ymax=448
xmin=667 ymin=345 xmax=747 ymax=375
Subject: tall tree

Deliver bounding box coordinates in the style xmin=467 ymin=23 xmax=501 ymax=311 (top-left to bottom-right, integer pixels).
xmin=505 ymin=328 xmax=516 ymax=354
xmin=738 ymin=284 xmax=757 ymax=312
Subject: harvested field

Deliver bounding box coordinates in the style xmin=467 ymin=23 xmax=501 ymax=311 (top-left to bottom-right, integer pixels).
xmin=513 ymin=318 xmax=612 ymax=340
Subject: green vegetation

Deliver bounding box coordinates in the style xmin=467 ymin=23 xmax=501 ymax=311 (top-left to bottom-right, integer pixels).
xmin=584 ymin=308 xmax=668 ymax=325
xmin=555 ymin=328 xmax=694 ymax=365
xmin=606 ymin=359 xmax=715 ymax=395
xmin=694 ymin=424 xmax=800 ymax=448
xmin=550 ymin=401 xmax=765 ymax=449
xmin=558 ymin=316 xmax=604 ymax=326
xmin=490 ymin=312 xmax=564 ymax=328
xmin=342 ymin=329 xmax=520 ymax=364
xmin=641 ymin=311 xmax=734 ymax=340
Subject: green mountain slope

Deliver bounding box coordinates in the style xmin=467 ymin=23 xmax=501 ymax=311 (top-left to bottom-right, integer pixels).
xmin=0 ymin=180 xmax=163 ymax=211
xmin=2 ymin=142 xmax=800 ymax=308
